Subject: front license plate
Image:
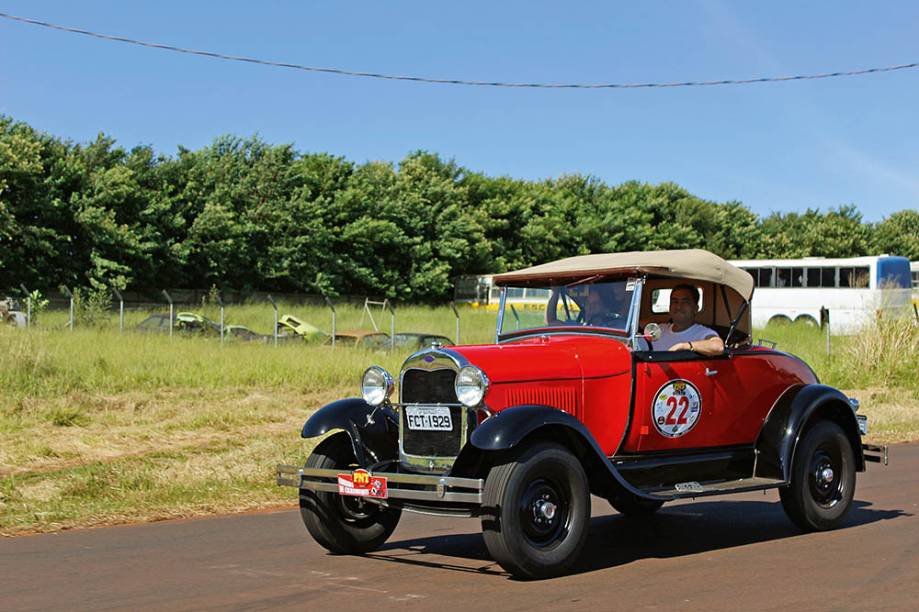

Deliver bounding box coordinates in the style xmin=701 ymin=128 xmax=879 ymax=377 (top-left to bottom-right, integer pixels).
xmin=405 ymin=405 xmax=453 ymax=431
xmin=337 ymin=469 xmax=388 ymax=499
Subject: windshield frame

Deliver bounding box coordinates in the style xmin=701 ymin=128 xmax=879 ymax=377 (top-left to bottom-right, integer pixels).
xmin=495 ymin=277 xmax=646 ymax=344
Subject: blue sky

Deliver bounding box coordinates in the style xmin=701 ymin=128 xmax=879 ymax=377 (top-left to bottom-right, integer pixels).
xmin=2 ymin=1 xmax=918 ymax=221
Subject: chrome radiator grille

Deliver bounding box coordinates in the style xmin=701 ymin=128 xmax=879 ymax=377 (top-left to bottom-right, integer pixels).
xmin=400 ymin=367 xmax=463 ymax=461
xmin=401 ymin=368 xmax=457 ymax=404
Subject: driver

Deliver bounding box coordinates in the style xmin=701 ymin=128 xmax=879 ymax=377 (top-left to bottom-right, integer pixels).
xmin=545 ymin=284 xmax=622 ymax=327
xmin=656 ymin=284 xmax=724 ymax=355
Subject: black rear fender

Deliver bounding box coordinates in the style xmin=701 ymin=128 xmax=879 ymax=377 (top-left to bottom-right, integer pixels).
xmin=301 ymin=398 xmax=399 ymax=466
xmin=450 ymin=405 xmax=654 ymax=501
xmin=755 ymin=384 xmax=865 ymax=481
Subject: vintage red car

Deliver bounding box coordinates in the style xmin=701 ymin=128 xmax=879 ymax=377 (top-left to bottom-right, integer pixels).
xmin=277 ymin=249 xmax=887 ymax=579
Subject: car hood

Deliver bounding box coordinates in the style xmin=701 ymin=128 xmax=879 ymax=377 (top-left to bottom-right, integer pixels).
xmin=448 ymin=334 xmax=631 ymax=383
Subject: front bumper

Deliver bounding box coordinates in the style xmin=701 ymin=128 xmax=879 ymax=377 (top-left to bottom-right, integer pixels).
xmin=862 ymin=444 xmax=889 ymax=465
xmin=276 ymin=464 xmax=484 ymax=505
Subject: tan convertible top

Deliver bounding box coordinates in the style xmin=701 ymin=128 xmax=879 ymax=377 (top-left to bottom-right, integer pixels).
xmin=493 ymin=249 xmax=754 ymax=300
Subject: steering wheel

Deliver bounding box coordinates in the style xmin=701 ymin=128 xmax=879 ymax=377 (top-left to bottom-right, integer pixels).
xmin=585 ymin=311 xmax=621 ymax=327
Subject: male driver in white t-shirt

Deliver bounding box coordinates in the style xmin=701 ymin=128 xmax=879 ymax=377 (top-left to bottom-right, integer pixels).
xmin=655 ymin=284 xmax=725 ymax=355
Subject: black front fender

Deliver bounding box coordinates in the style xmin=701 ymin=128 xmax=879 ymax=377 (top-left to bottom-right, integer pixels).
xmin=301 ymin=398 xmax=398 ymax=466
xmin=755 ymin=384 xmax=865 ymax=481
xmin=456 ymin=405 xmax=656 ymax=501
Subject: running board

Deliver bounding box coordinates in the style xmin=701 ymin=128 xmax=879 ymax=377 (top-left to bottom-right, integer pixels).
xmin=645 ymin=476 xmax=786 ymax=500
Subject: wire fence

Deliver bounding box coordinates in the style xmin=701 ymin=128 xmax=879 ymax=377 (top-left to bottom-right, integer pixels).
xmin=2 ymin=286 xmax=470 ymax=349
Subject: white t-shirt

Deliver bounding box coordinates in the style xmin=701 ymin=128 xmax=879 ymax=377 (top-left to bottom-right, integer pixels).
xmin=655 ymin=323 xmax=719 ymax=351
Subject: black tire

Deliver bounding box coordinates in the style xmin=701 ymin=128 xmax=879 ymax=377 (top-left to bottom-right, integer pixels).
xmin=780 ymin=421 xmax=856 ymax=531
xmin=609 ymin=492 xmax=664 ymax=517
xmin=300 ymin=433 xmax=401 ymax=554
xmin=480 ymin=442 xmax=591 ymax=579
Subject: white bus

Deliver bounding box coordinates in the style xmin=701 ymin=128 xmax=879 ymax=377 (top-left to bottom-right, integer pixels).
xmin=729 ymin=255 xmax=913 ymax=333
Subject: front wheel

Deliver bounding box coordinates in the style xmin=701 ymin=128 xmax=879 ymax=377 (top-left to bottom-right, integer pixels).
xmin=780 ymin=420 xmax=856 ymax=531
xmin=300 ymin=433 xmax=401 ymax=554
xmin=481 ymin=442 xmax=591 ymax=579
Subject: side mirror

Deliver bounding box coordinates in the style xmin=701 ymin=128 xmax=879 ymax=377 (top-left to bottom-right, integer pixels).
xmin=643 ymin=322 xmax=662 ymax=342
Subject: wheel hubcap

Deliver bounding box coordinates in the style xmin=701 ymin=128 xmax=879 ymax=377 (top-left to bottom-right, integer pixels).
xmin=809 ymin=447 xmax=844 ymax=508
xmin=519 ymin=479 xmax=569 ymax=548
xmin=536 ymin=499 xmax=557 ymax=521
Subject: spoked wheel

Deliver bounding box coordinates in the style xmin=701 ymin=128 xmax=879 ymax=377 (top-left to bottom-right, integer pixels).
xmin=299 ymin=432 xmax=401 ymax=554
xmin=780 ymin=421 xmax=856 ymax=531
xmin=481 ymin=442 xmax=590 ymax=579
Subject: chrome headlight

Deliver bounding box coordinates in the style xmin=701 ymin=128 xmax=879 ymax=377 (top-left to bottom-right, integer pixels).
xmin=455 ymin=365 xmax=489 ymax=407
xmin=361 ymin=366 xmax=394 ymax=406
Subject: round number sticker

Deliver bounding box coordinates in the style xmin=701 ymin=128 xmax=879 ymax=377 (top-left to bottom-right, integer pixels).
xmin=652 ymin=379 xmax=702 ymax=438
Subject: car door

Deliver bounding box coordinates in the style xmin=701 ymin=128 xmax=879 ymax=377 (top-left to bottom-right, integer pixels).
xmin=625 ymin=352 xmax=717 ymax=453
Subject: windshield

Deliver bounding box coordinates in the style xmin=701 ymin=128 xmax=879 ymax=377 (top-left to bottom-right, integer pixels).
xmin=498 ymin=280 xmax=634 ymax=336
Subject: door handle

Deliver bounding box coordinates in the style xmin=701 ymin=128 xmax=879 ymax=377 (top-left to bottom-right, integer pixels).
xmin=705 ymin=368 xmax=718 ymax=377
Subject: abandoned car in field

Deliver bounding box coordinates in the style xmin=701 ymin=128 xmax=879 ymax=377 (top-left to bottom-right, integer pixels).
xmin=277 ymin=250 xmax=887 ymax=579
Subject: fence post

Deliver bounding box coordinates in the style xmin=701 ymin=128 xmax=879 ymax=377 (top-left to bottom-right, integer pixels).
xmin=386 ymin=301 xmax=396 ymax=352
xmin=19 ymin=284 xmax=30 ymax=328
xmin=112 ymin=287 xmax=125 ymax=334
xmin=61 ymin=286 xmax=74 ymax=330
xmin=267 ymin=294 xmax=279 ymax=347
xmin=323 ymin=294 xmax=337 ymax=348
xmin=162 ymin=290 xmax=174 ymax=338
xmin=450 ymin=301 xmax=460 ymax=344
xmin=217 ymin=292 xmax=225 ymax=345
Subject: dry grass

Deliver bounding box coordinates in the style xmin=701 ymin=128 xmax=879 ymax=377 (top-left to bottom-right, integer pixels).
xmin=0 ymin=386 xmax=343 ymax=535
xmin=845 ymin=388 xmax=919 ymax=444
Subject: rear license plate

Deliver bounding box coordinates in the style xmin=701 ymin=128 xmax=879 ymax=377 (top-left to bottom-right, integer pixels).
xmin=337 ymin=469 xmax=388 ymax=499
xmin=405 ymin=405 xmax=453 ymax=431
xmin=857 ymin=414 xmax=868 ymax=435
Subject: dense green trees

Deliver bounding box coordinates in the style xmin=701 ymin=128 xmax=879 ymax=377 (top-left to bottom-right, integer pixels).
xmin=1 ymin=116 xmax=916 ymax=301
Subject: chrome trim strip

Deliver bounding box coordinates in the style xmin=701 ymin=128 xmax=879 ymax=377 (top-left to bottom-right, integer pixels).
xmin=495 ymin=286 xmax=507 ymax=343
xmin=627 ymin=276 xmax=645 ymax=349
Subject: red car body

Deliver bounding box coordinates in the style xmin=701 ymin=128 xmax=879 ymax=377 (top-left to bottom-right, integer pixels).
xmin=452 ymin=336 xmax=817 ymax=455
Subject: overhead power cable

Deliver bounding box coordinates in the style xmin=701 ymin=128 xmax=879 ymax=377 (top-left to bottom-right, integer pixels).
xmin=3 ymin=11 xmax=919 ymax=90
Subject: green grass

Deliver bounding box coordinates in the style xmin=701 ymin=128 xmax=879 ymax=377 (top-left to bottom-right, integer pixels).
xmin=1 ymin=305 xmax=916 ymax=534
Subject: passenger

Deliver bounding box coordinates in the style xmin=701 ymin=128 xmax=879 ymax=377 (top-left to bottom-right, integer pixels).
xmin=655 ymin=284 xmax=725 ymax=355
xmin=546 ymin=284 xmax=623 ymax=327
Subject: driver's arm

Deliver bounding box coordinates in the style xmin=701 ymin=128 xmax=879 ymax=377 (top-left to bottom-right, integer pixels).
xmin=668 ymin=335 xmax=724 ymax=355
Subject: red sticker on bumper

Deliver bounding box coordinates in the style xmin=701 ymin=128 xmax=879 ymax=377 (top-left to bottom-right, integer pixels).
xmin=337 ymin=469 xmax=388 ymax=499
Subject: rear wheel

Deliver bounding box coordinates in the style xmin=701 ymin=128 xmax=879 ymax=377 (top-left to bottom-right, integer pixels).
xmin=300 ymin=433 xmax=401 ymax=554
xmin=780 ymin=421 xmax=855 ymax=531
xmin=481 ymin=442 xmax=590 ymax=579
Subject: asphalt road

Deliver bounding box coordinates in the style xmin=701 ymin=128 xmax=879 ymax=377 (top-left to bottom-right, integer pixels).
xmin=2 ymin=444 xmax=917 ymax=611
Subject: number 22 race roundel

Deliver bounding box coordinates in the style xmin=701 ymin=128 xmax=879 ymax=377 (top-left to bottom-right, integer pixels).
xmin=652 ymin=379 xmax=701 ymax=438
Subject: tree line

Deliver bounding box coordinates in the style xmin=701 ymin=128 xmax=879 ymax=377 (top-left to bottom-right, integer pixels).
xmin=1 ymin=115 xmax=917 ymax=302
